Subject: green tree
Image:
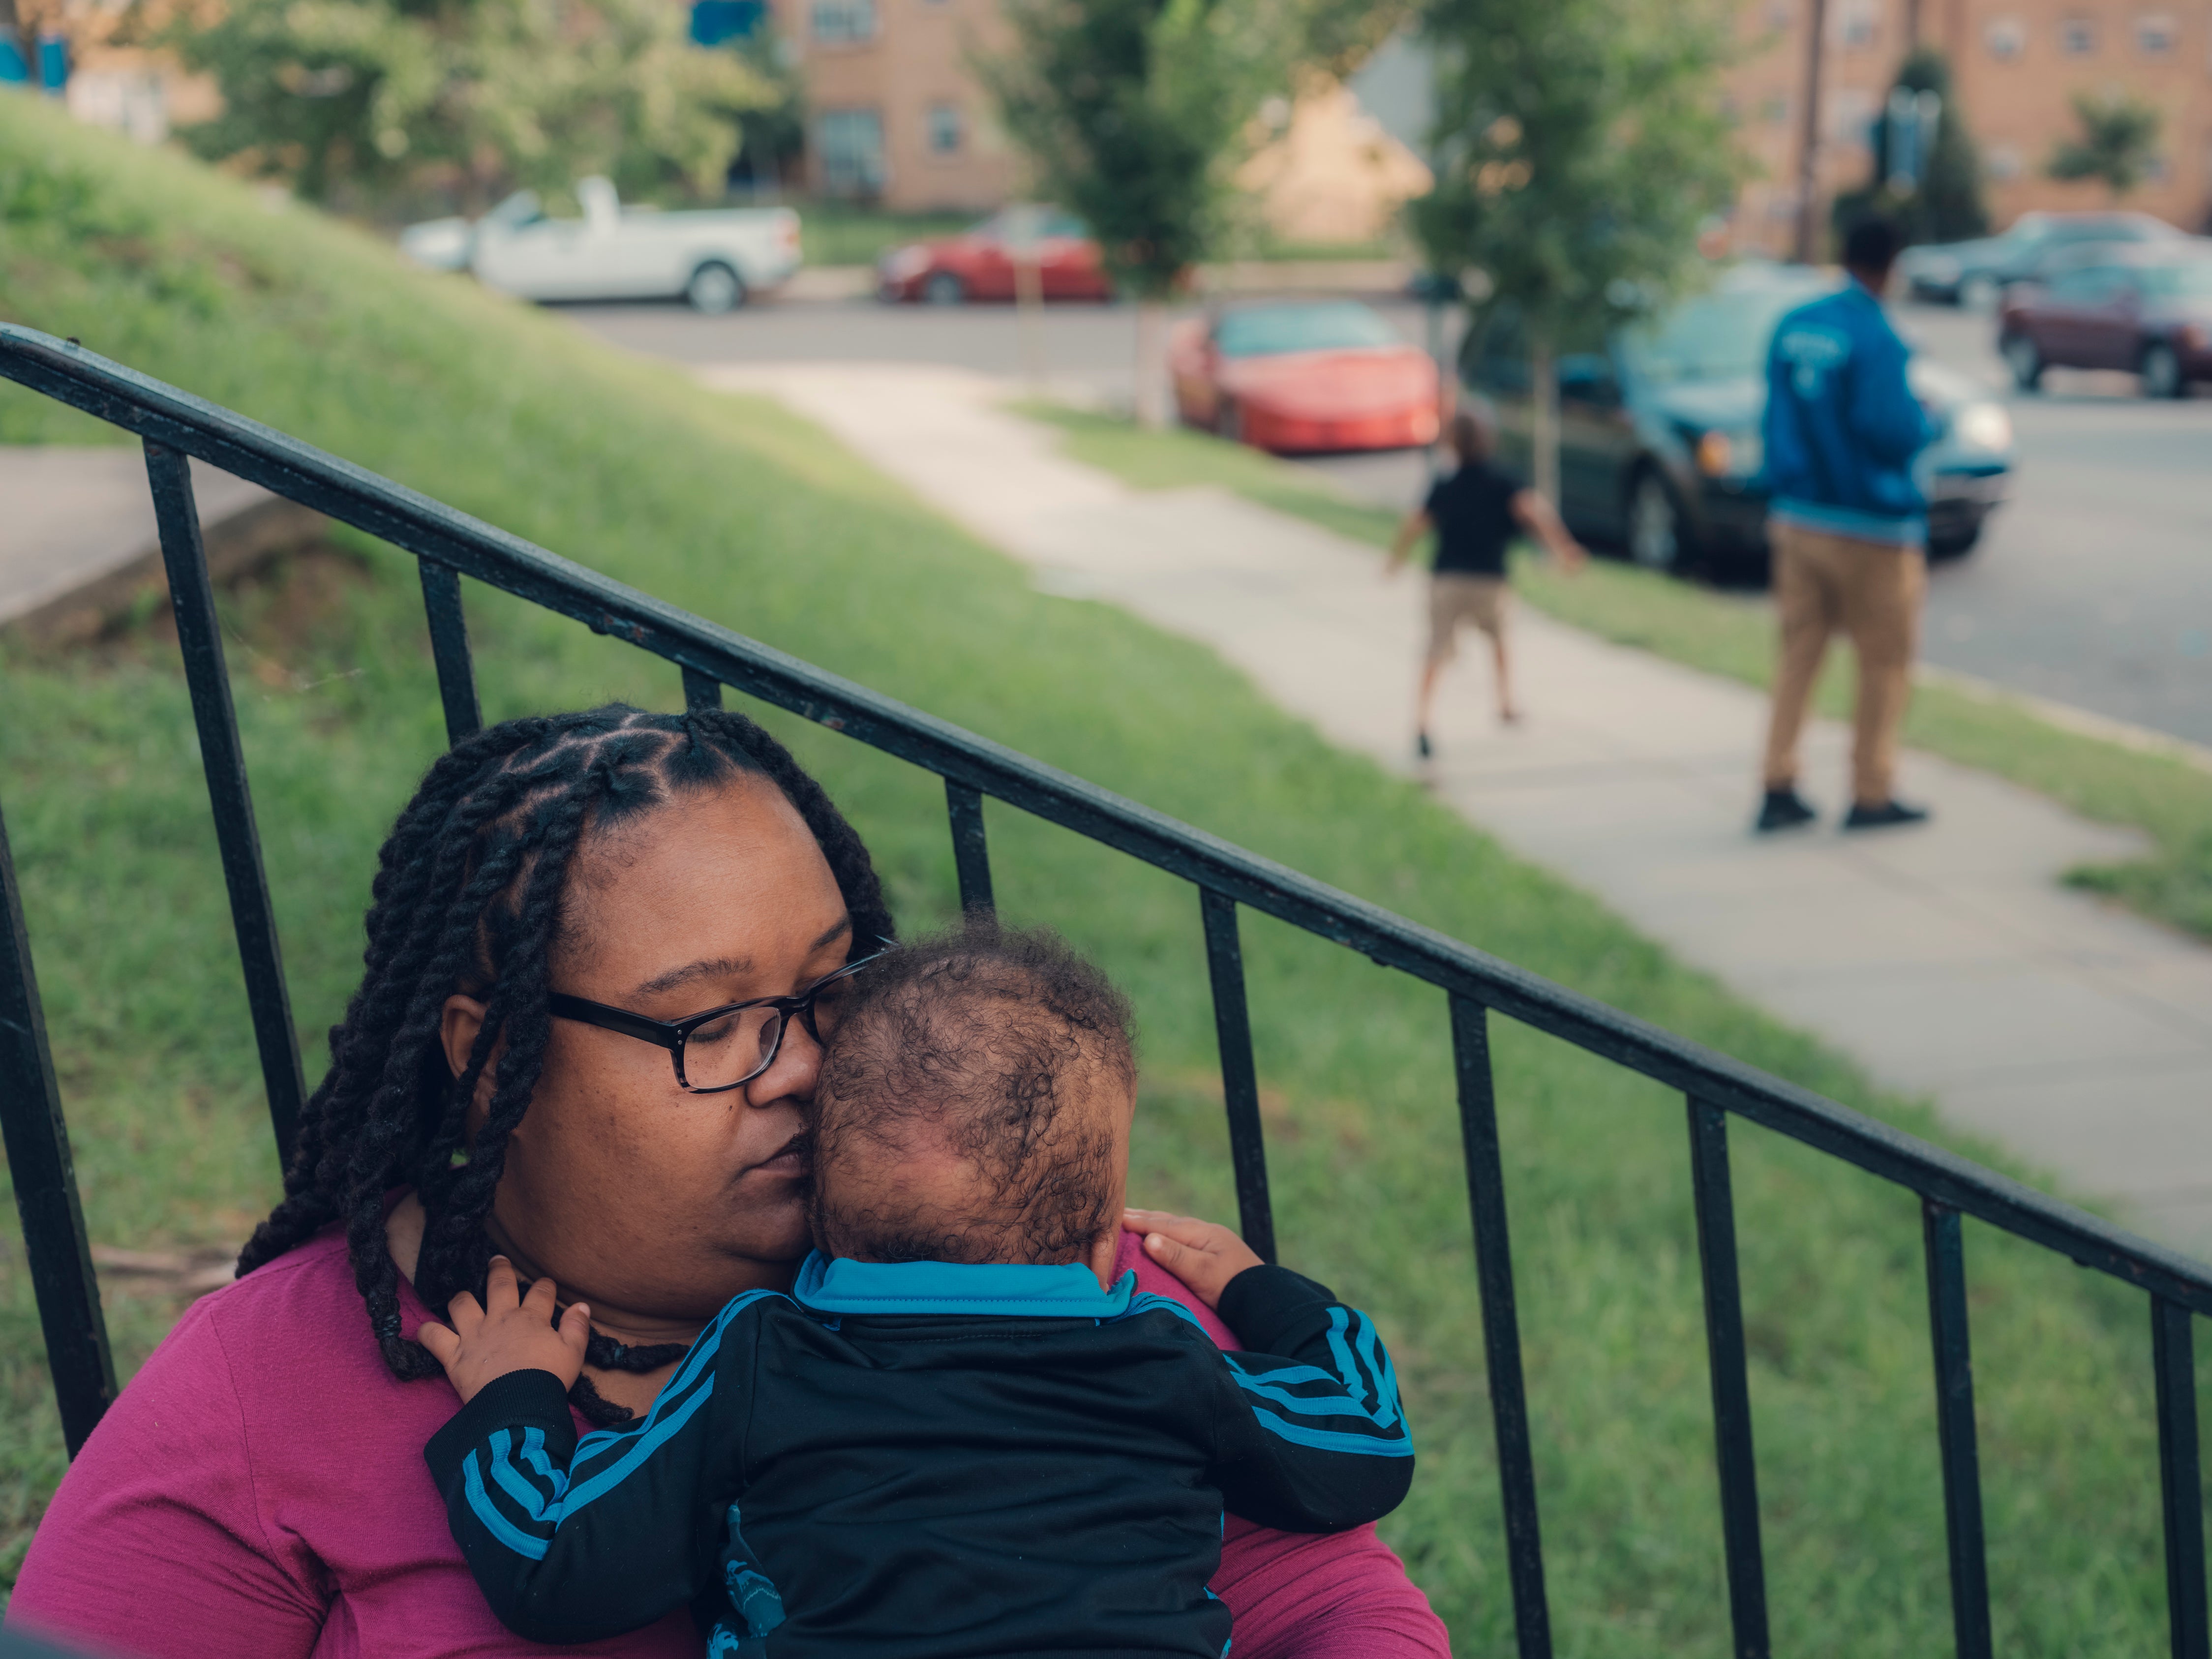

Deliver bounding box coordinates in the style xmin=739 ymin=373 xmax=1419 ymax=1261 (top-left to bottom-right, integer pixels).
xmin=167 ymin=0 xmax=771 ymax=209
xmin=2048 ymin=89 xmax=2163 ymax=200
xmin=1832 ymin=48 xmax=1987 ymax=246
xmin=1410 ymin=0 xmax=1742 ymax=501
xmin=982 ymin=0 xmax=1396 ymax=423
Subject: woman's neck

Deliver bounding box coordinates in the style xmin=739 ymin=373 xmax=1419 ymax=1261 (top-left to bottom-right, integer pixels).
xmin=383 ymin=1193 xmax=795 ymax=1415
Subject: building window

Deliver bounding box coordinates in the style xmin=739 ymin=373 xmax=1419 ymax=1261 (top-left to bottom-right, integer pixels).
xmin=926 ymin=102 xmax=962 ymax=155
xmin=2145 ymin=152 xmax=2171 ymax=180
xmin=817 ymin=108 xmax=885 ymax=194
xmin=810 ymin=0 xmax=876 ymax=43
xmin=1985 ymin=143 xmax=2022 ymax=179
xmin=2135 ymin=13 xmax=2177 ymax=53
xmin=1832 ymin=0 xmax=1879 ymax=47
xmin=2059 ymin=16 xmax=2095 ymax=53
xmin=1984 ymin=16 xmax=2025 ymax=57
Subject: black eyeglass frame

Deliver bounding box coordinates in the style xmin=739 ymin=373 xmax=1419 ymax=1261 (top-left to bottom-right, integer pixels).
xmin=546 ymin=948 xmax=889 ymax=1094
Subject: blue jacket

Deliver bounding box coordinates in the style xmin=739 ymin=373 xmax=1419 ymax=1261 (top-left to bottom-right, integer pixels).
xmin=428 ymin=1256 xmax=1412 ymax=1656
xmin=1761 ymin=281 xmax=1939 ymax=545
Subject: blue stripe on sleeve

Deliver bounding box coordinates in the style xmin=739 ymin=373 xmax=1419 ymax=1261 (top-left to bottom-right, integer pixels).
xmin=487 ymin=1428 xmax=565 ymax=1521
xmin=1245 ymin=1405 xmax=1414 ymax=1456
xmin=463 ymin=1449 xmax=552 ymax=1560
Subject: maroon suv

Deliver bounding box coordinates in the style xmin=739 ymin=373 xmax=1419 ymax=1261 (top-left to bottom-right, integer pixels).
xmin=1998 ymin=242 xmax=2212 ymax=397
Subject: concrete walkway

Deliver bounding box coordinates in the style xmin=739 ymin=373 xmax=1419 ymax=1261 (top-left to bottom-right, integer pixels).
xmin=0 ymin=449 xmax=312 ymax=638
xmin=706 ymin=362 xmax=2212 ymax=1255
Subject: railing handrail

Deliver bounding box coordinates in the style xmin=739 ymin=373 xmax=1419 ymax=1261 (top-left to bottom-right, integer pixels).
xmin=2 ymin=317 xmax=2204 ymax=1659
xmin=5 ymin=318 xmax=2200 ymax=1309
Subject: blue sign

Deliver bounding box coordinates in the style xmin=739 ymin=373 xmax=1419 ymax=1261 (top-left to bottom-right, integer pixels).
xmin=689 ymin=0 xmax=763 ymax=45
xmin=37 ymin=30 xmax=67 ymax=94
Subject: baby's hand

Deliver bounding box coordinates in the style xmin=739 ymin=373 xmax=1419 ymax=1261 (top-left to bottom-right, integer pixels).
xmin=418 ymin=1256 xmax=592 ymax=1404
xmin=1122 ymin=1208 xmax=1264 ymax=1309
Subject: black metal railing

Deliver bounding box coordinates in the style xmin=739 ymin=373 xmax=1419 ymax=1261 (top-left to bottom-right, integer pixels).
xmin=1 ymin=320 xmax=2205 ymax=1659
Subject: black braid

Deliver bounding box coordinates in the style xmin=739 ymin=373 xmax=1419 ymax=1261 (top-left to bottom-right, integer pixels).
xmin=239 ymin=706 xmax=897 ymax=1424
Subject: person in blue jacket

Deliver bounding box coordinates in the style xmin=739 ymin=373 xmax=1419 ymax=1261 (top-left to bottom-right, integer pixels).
xmin=1757 ymin=217 xmax=1941 ymax=833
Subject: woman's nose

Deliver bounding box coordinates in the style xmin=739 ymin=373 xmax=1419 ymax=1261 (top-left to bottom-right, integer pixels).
xmin=745 ymin=1013 xmax=823 ymax=1109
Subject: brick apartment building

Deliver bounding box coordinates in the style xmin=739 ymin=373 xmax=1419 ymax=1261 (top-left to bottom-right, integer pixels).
xmin=1724 ymin=0 xmax=2212 ymax=251
xmin=772 ymin=0 xmax=1017 ymax=209
xmin=776 ymin=0 xmax=2212 ymax=238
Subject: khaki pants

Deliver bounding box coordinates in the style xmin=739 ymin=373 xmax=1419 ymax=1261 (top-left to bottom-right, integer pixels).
xmin=1760 ymin=520 xmax=1926 ymax=806
xmin=1427 ymin=573 xmax=1507 ymax=662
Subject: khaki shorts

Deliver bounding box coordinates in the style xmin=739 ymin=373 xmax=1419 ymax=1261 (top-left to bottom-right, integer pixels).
xmin=1427 ymin=573 xmax=1508 ymax=661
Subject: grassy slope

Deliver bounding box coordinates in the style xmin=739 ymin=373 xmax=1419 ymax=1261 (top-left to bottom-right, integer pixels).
xmin=1026 ymin=404 xmax=2212 ymax=941
xmin=0 ymin=103 xmax=2202 ymax=1653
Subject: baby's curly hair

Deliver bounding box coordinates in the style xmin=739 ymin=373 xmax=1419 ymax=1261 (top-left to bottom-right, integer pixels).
xmin=811 ymin=919 xmax=1136 ymax=1268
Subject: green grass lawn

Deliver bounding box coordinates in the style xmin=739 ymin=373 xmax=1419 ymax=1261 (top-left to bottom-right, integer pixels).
xmin=1024 ymin=404 xmax=2212 ymax=943
xmin=2 ymin=102 xmax=2206 ymax=1654
xmin=796 ymin=202 xmax=975 ymax=268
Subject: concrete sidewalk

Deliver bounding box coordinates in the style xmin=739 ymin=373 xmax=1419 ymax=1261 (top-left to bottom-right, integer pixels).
xmin=707 ymin=362 xmax=2212 ymax=1255
xmin=0 ymin=448 xmax=320 ymax=640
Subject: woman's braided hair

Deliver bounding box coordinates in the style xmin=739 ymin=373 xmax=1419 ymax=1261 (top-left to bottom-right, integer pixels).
xmin=236 ymin=705 xmax=894 ymax=1425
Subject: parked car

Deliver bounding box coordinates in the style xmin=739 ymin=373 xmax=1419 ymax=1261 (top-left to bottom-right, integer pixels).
xmin=1459 ymin=263 xmax=2015 ymax=577
xmin=398 ymin=178 xmax=801 ymax=312
xmin=1997 ymin=243 xmax=2212 ymax=397
xmin=1899 ymin=211 xmax=2185 ymax=309
xmin=876 ymin=208 xmax=1112 ymax=303
xmin=1168 ymin=301 xmax=1440 ymax=453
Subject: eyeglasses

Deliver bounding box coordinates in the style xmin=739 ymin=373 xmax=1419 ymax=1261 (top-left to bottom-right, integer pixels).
xmin=547 ymin=949 xmax=887 ymax=1094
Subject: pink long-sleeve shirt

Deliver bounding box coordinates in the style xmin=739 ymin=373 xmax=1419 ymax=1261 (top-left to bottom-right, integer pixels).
xmin=10 ymin=1223 xmax=1448 ymax=1658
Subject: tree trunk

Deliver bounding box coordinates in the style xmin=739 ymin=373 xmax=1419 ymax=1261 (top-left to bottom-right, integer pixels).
xmin=1529 ymin=333 xmax=1560 ymax=506
xmin=1133 ymin=299 xmax=1169 ymax=429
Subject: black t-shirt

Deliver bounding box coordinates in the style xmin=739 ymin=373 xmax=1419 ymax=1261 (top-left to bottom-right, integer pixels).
xmin=1424 ymin=461 xmax=1523 ymax=577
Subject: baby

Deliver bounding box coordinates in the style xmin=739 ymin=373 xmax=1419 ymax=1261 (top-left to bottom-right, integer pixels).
xmin=421 ymin=922 xmax=1413 ymax=1658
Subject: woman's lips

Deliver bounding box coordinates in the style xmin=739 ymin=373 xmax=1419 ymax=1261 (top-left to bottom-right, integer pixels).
xmin=746 ymin=1132 xmax=811 ymax=1180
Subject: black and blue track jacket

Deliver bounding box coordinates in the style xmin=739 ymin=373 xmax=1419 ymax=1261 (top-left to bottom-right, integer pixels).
xmin=424 ymin=1254 xmax=1414 ymax=1658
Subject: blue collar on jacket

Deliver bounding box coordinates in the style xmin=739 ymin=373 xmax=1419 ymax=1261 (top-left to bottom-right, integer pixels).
xmin=791 ymin=1250 xmax=1140 ymax=1318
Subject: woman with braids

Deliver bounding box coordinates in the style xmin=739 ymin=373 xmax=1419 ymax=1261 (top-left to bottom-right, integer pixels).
xmin=11 ymin=706 xmax=1448 ymax=1659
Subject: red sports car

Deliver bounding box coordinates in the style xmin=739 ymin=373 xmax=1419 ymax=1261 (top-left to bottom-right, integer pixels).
xmin=1169 ymin=301 xmax=1440 ymax=453
xmin=877 ymin=208 xmax=1113 ymax=304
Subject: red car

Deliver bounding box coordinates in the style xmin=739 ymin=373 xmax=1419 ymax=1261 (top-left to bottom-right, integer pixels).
xmin=877 ymin=208 xmax=1112 ymax=304
xmin=1169 ymin=301 xmax=1440 ymax=453
xmin=1998 ymin=242 xmax=2212 ymax=398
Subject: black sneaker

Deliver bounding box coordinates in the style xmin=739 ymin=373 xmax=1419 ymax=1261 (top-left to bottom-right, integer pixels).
xmin=1415 ymin=731 xmax=1433 ymax=760
xmin=1843 ymin=799 xmax=1931 ymax=831
xmin=1755 ymin=787 xmax=1817 ymax=833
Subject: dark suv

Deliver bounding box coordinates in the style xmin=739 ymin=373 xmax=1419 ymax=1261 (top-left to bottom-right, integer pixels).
xmin=1900 ymin=211 xmax=2186 ymax=309
xmin=1997 ymin=243 xmax=2212 ymax=397
xmin=1461 ymin=264 xmax=2016 ymax=579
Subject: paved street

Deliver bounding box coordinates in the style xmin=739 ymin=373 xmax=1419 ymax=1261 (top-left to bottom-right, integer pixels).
xmin=574 ymin=288 xmax=2212 ymax=744
xmin=708 ymin=360 xmax=2212 ymax=1256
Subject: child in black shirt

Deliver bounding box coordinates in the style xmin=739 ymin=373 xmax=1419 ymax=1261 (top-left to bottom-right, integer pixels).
xmin=421 ymin=923 xmax=1413 ymax=1657
xmin=1386 ymin=407 xmax=1585 ymax=754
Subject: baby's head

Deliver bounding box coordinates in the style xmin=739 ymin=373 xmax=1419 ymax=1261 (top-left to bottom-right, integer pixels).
xmin=810 ymin=921 xmax=1137 ymax=1271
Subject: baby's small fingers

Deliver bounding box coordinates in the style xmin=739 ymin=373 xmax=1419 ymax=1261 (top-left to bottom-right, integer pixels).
xmin=557 ymin=1301 xmax=593 ymax=1356
xmin=445 ymin=1289 xmax=485 ymax=1333
xmin=522 ymin=1273 xmax=561 ymax=1321
xmin=485 ymin=1255 xmax=520 ymax=1312
xmin=418 ymin=1321 xmax=461 ymax=1366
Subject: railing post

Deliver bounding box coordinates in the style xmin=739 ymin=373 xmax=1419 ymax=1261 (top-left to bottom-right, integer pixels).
xmin=1922 ymin=1198 xmax=1992 ymax=1659
xmin=0 ymin=791 xmax=117 ymax=1455
xmin=682 ymin=668 xmax=724 ymax=712
xmin=944 ymin=780 xmax=994 ymax=917
xmin=2154 ymin=1296 xmax=2210 ymax=1659
xmin=1686 ymin=1098 xmax=1771 ymax=1658
xmin=145 ymin=441 xmax=307 ymax=1167
xmin=417 ymin=560 xmax=481 ymax=744
xmin=1451 ymin=994 xmax=1553 ymax=1659
xmin=1199 ymin=889 xmax=1275 ymax=1264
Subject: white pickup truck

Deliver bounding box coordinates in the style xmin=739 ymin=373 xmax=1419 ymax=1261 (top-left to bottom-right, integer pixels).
xmin=399 ymin=177 xmax=801 ymax=313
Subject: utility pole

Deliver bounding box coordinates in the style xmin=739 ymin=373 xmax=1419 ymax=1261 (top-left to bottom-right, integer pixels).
xmin=1793 ymin=0 xmax=1831 ymax=263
